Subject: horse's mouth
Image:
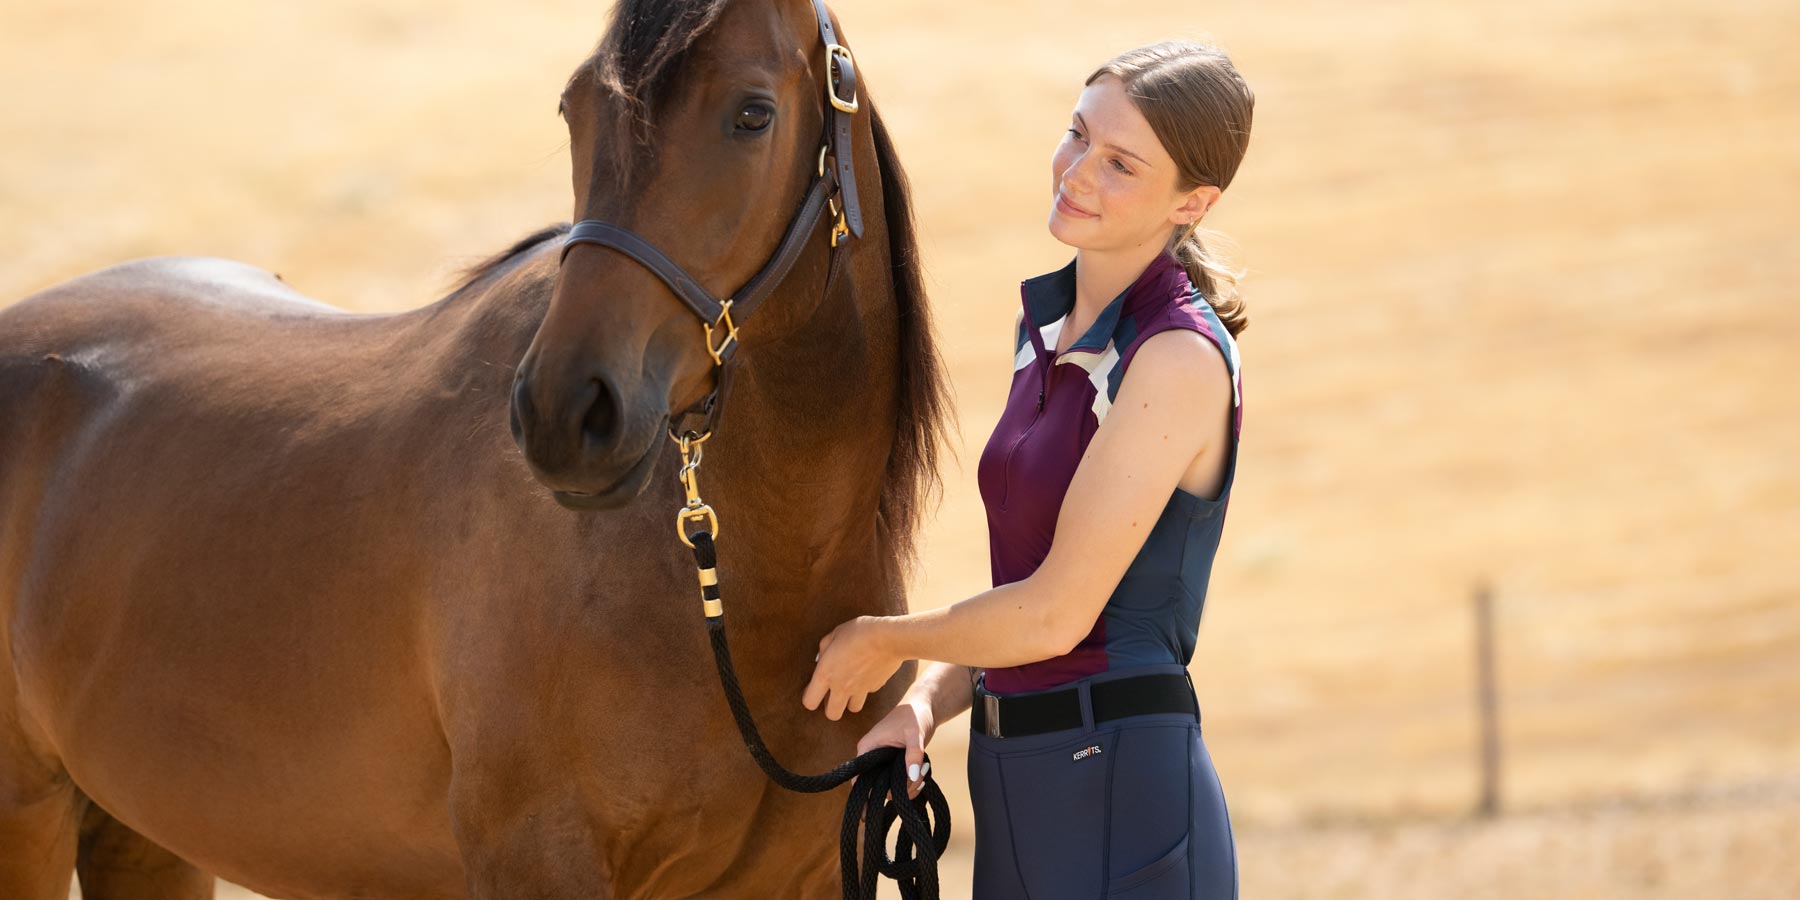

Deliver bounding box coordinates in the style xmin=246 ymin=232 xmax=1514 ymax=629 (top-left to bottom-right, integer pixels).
xmin=548 ymin=435 xmax=661 ymax=511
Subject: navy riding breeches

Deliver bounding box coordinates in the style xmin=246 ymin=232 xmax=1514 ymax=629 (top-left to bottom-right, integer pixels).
xmin=966 ymin=663 xmax=1237 ymax=899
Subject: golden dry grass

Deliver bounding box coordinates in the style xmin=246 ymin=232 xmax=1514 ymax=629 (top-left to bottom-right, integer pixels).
xmin=12 ymin=0 xmax=1796 ymax=897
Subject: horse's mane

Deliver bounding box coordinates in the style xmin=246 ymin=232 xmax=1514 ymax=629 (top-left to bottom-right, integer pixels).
xmin=444 ymin=222 xmax=572 ymax=296
xmin=445 ymin=0 xmax=954 ymax=582
xmin=864 ymin=97 xmax=955 ymax=581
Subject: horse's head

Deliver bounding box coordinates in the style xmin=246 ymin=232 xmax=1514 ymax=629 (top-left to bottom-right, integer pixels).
xmin=511 ymin=0 xmax=860 ymax=510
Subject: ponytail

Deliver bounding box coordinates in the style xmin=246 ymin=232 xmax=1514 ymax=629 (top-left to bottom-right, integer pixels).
xmin=1169 ymin=220 xmax=1249 ymax=338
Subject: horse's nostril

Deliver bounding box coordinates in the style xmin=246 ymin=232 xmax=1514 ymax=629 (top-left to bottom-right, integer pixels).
xmin=579 ymin=377 xmax=619 ymax=446
xmin=509 ymin=375 xmax=532 ymax=444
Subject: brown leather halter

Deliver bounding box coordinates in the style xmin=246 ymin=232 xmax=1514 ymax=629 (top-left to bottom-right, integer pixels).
xmin=556 ymin=0 xmax=864 ymax=445
xmin=553 ymin=7 xmax=952 ymax=890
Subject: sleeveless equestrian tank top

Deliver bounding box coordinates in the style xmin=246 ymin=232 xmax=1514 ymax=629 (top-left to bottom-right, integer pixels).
xmin=975 ymin=248 xmax=1244 ymax=694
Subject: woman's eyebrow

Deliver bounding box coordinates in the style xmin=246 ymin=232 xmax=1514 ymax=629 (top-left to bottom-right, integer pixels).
xmin=1073 ymin=111 xmax=1152 ymax=168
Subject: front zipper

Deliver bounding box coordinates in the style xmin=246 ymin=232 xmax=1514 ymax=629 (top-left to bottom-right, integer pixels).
xmin=996 ymin=351 xmax=1053 ymax=510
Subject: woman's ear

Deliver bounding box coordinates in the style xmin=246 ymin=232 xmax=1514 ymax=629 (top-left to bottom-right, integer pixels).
xmin=1172 ymin=184 xmax=1220 ymax=227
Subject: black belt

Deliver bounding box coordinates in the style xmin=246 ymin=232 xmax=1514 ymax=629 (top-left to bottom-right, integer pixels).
xmin=972 ymin=671 xmax=1199 ymax=739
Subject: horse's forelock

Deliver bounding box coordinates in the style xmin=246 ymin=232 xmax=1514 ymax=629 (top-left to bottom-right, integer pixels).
xmin=589 ymin=0 xmax=733 ymax=184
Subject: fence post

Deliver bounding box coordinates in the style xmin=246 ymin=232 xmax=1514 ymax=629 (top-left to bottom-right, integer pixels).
xmin=1474 ymin=582 xmax=1502 ymax=817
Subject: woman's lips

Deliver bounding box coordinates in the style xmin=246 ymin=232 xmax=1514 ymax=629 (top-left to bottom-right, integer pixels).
xmin=1055 ymin=192 xmax=1096 ymax=218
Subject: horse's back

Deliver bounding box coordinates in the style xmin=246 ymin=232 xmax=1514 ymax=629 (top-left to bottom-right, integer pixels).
xmin=0 ymin=255 xmax=353 ymax=422
xmin=0 ymin=252 xmax=369 ymax=714
xmin=0 ymin=250 xmax=429 ymax=666
xmin=0 ymin=255 xmax=471 ymax=897
xmin=6 ymin=254 xmax=346 ymax=326
xmin=0 ymin=254 xmax=361 ymax=616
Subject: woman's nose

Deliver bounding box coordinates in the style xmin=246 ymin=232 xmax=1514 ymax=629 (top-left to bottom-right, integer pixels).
xmin=1061 ymin=151 xmax=1097 ymax=194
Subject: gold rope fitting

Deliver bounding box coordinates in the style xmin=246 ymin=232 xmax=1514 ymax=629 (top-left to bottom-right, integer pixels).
xmin=697 ymin=566 xmax=722 ymax=618
xmin=678 ymin=504 xmax=718 ymax=549
xmin=672 ymin=430 xmax=720 ymax=548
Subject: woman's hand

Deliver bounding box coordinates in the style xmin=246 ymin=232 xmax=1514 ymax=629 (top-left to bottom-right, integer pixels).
xmin=856 ymin=696 xmax=937 ymax=799
xmin=801 ymin=615 xmax=904 ymax=721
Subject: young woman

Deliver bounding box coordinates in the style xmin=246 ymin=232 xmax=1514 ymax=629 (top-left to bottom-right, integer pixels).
xmin=801 ymin=40 xmax=1254 ymax=899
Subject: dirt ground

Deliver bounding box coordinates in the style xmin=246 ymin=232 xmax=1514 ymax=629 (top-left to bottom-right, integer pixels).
xmin=8 ymin=0 xmax=1795 ymax=897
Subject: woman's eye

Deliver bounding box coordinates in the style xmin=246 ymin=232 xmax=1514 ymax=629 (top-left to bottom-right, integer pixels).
xmin=1111 ymin=159 xmax=1130 ymax=174
xmin=1067 ymin=127 xmax=1083 ymax=139
xmin=737 ymin=102 xmax=774 ymax=132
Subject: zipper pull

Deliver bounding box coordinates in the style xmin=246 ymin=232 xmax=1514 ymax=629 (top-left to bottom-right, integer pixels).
xmin=1036 ymin=387 xmax=1044 ymax=411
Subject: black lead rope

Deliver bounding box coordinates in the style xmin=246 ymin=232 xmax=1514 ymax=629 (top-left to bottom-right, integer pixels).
xmin=688 ymin=530 xmax=951 ymax=899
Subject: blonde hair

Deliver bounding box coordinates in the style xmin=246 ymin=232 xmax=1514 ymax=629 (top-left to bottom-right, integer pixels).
xmin=1087 ymin=40 xmax=1255 ymax=337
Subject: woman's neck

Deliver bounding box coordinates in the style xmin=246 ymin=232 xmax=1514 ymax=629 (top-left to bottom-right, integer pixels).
xmin=1071 ymin=239 xmax=1169 ymax=325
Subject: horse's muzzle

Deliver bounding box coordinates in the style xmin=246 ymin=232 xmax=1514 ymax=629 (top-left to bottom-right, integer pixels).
xmin=510 ymin=366 xmax=662 ymax=509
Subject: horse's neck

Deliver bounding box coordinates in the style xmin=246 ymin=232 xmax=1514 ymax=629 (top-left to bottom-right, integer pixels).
xmin=692 ymin=249 xmax=905 ymax=618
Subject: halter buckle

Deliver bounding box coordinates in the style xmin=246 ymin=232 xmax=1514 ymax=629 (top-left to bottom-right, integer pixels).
xmin=825 ymin=44 xmax=858 ymax=113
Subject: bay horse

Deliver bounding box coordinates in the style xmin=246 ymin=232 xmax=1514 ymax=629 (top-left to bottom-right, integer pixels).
xmin=0 ymin=0 xmax=952 ymax=896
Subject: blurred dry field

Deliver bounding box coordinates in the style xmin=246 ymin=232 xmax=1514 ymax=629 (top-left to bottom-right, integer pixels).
xmin=6 ymin=0 xmax=1795 ymax=897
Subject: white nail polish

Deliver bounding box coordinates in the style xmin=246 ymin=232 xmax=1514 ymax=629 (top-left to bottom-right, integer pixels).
xmin=908 ymin=763 xmax=920 ymax=781
xmin=922 ymin=761 xmax=930 ymax=776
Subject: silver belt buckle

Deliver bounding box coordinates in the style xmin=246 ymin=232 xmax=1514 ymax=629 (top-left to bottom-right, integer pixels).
xmin=982 ymin=691 xmax=1002 ymax=738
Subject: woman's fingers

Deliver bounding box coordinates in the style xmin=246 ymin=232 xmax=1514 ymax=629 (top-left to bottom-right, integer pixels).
xmin=907 ymin=757 xmax=932 ymax=799
xmin=858 ymin=729 xmax=902 ymax=756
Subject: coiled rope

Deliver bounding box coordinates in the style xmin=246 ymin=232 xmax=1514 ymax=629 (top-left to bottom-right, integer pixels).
xmin=688 ymin=529 xmax=950 ymax=899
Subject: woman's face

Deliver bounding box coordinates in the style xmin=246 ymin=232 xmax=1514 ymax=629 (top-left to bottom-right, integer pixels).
xmin=1048 ymin=73 xmax=1212 ymax=253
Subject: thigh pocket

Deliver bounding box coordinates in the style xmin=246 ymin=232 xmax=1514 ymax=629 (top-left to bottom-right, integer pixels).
xmin=1104 ymin=723 xmax=1194 ymax=897
xmin=1106 ymin=832 xmax=1190 ymax=899
xmin=994 ymin=729 xmax=1114 ymax=899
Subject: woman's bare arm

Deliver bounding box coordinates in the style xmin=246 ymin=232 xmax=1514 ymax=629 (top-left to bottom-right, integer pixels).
xmin=901 ymin=660 xmax=976 ymax=726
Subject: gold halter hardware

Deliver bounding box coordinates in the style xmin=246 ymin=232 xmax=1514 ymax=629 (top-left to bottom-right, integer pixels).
xmin=672 ymin=429 xmax=718 ymax=549
xmin=825 ymin=44 xmax=858 ymax=113
xmin=704 ymin=301 xmax=738 ymax=366
xmin=817 ymin=144 xmax=851 ymax=248
xmin=672 ymin=429 xmax=722 ymax=616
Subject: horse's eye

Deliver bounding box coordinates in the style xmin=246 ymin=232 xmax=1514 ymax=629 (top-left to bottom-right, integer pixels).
xmin=736 ymin=102 xmax=774 ymax=133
